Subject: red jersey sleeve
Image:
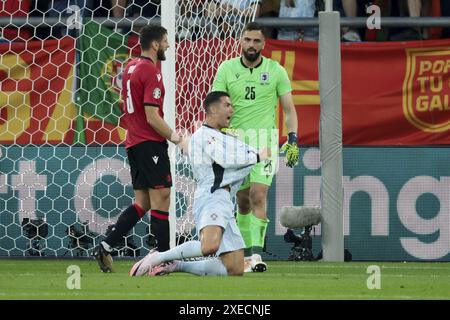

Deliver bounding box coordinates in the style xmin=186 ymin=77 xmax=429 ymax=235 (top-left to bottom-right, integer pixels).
xmin=143 ymin=70 xmax=164 ymax=107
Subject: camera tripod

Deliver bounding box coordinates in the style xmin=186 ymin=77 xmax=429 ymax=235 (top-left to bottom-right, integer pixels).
xmin=284 ymin=226 xmax=316 ymax=261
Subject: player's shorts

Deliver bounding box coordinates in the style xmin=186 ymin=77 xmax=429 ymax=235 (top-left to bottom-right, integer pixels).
xmin=194 ymin=189 xmax=245 ymax=256
xmin=239 ymin=156 xmax=278 ymax=190
xmin=127 ymin=140 xmax=172 ymax=190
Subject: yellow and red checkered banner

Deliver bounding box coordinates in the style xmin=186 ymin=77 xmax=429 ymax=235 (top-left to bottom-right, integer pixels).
xmin=0 ymin=38 xmax=75 ymax=145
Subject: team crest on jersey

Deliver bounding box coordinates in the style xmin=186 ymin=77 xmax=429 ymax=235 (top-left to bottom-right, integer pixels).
xmin=260 ymin=72 xmax=269 ymax=85
xmin=157 ymin=74 xmax=162 ymax=82
xmin=235 ymin=73 xmax=240 ymax=79
xmin=153 ymin=88 xmax=161 ymax=99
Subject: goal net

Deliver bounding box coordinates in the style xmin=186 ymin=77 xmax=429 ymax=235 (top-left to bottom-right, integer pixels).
xmin=0 ymin=0 xmax=258 ymax=257
xmin=174 ymin=1 xmax=258 ymax=244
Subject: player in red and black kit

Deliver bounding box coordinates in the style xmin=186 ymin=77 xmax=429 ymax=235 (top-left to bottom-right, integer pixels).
xmin=93 ymin=25 xmax=183 ymax=273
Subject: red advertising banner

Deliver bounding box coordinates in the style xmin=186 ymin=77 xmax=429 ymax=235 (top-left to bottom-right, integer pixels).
xmin=262 ymin=39 xmax=450 ymax=145
xmin=1 ymin=36 xmax=449 ymax=146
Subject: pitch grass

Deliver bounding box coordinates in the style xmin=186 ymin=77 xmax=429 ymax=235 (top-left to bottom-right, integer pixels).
xmin=0 ymin=260 xmax=449 ymax=300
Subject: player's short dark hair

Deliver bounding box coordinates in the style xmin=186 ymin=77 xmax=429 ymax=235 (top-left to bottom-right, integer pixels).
xmin=243 ymin=22 xmax=265 ymax=36
xmin=140 ymin=25 xmax=167 ymax=51
xmin=204 ymin=91 xmax=230 ymax=113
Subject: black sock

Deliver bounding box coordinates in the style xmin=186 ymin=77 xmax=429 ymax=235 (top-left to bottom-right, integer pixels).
xmin=150 ymin=210 xmax=170 ymax=252
xmin=104 ymin=204 xmax=144 ymax=247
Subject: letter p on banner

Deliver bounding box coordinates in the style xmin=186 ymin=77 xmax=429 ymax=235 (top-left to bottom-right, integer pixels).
xmin=66 ymin=265 xmax=81 ymax=290
xmin=366 ymin=265 xmax=381 ymax=289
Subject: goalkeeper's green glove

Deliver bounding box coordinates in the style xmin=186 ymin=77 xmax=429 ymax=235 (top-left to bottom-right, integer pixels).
xmin=280 ymin=132 xmax=299 ymax=168
xmin=221 ymin=127 xmax=238 ymax=137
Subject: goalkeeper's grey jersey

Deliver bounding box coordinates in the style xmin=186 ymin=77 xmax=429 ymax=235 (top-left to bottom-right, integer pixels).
xmin=188 ymin=124 xmax=260 ymax=197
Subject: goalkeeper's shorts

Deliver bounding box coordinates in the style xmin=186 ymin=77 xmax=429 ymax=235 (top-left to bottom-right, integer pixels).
xmin=239 ymin=155 xmax=278 ymax=190
xmin=194 ymin=189 xmax=245 ymax=256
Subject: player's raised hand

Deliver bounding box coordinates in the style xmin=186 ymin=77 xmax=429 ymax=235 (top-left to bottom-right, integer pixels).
xmin=280 ymin=132 xmax=299 ymax=168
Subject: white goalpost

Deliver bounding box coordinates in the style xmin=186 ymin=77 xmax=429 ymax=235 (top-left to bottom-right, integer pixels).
xmin=161 ymin=0 xmax=177 ymax=249
xmin=318 ymin=0 xmax=344 ymax=261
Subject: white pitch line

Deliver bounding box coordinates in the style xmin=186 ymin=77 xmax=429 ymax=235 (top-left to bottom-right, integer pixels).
xmin=1 ymin=262 xmax=449 ymax=271
xmin=5 ymin=272 xmax=449 ymax=279
xmin=269 ymin=265 xmax=450 ymax=271
xmin=1 ymin=292 xmax=448 ymax=300
xmin=263 ymin=273 xmax=450 ymax=278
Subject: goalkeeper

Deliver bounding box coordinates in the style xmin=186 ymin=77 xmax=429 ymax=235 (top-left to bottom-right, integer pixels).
xmin=211 ymin=22 xmax=299 ymax=272
xmin=129 ymin=91 xmax=271 ymax=277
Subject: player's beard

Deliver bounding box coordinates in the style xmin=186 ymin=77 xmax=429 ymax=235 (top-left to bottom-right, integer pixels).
xmin=243 ymin=48 xmax=261 ymax=62
xmin=157 ymin=48 xmax=166 ymax=61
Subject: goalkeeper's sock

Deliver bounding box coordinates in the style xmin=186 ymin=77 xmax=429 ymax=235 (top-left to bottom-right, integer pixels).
xmin=250 ymin=215 xmax=269 ymax=254
xmin=175 ymin=258 xmax=228 ymax=276
xmin=236 ymin=211 xmax=252 ymax=256
xmin=103 ymin=204 xmax=145 ymax=248
xmin=157 ymin=240 xmax=203 ymax=265
xmin=244 ymin=248 xmax=253 ymax=257
xmin=150 ymin=210 xmax=170 ymax=252
xmin=253 ymin=246 xmax=263 ymax=255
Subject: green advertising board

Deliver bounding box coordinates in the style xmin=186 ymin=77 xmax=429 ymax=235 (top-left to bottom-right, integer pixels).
xmin=1 ymin=146 xmax=449 ymax=261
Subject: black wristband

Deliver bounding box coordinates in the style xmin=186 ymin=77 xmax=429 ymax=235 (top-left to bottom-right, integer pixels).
xmin=288 ymin=132 xmax=298 ymax=145
xmin=257 ymin=153 xmax=260 ymax=163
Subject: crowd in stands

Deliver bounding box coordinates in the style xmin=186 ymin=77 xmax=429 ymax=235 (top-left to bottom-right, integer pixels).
xmin=0 ymin=0 xmax=449 ymax=42
xmin=260 ymin=0 xmax=450 ymax=41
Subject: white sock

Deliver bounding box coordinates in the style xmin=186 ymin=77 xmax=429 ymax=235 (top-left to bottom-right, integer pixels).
xmin=175 ymin=258 xmax=228 ymax=276
xmin=155 ymin=240 xmax=203 ymax=265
